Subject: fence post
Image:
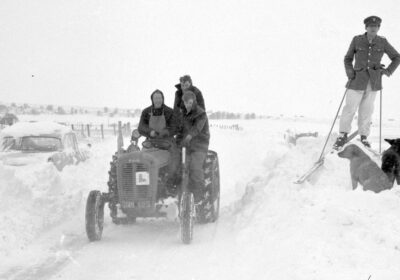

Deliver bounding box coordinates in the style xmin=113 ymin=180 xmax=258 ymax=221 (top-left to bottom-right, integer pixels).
xmin=81 ymin=124 xmax=85 ymax=137
xmin=113 ymin=124 xmax=117 ymax=135
xmin=71 ymin=124 xmax=74 ymax=131
xmin=127 ymin=122 xmax=131 ymax=136
xmin=101 ymin=124 xmax=104 ymax=139
xmin=87 ymin=124 xmax=90 ymax=137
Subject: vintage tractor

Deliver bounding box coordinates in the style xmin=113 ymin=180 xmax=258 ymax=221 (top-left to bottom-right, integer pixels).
xmin=85 ymin=122 xmax=220 ymax=244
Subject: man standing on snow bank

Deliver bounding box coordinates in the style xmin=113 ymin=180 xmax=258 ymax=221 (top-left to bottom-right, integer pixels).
xmin=334 ymin=16 xmax=400 ymax=149
xmin=179 ymin=91 xmax=210 ymax=204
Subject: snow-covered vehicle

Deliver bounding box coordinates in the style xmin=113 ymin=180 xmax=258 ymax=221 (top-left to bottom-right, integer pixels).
xmin=85 ymin=123 xmax=220 ymax=244
xmin=0 ymin=121 xmax=90 ymax=171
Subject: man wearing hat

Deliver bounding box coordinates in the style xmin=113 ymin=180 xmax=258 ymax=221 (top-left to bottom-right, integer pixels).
xmin=334 ymin=16 xmax=400 ymax=149
xmin=179 ymin=90 xmax=210 ymax=204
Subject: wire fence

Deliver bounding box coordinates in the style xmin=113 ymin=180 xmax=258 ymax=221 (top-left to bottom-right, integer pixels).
xmin=209 ymin=123 xmax=243 ymax=131
xmin=66 ymin=122 xmax=135 ymax=139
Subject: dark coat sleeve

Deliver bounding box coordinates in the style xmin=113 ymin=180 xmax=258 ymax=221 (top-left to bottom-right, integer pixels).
xmin=188 ymin=111 xmax=207 ymax=138
xmin=163 ymin=107 xmax=178 ymax=137
xmin=344 ymin=37 xmax=356 ymax=79
xmin=138 ymin=109 xmax=151 ymax=137
xmin=193 ymin=87 xmax=206 ymax=111
xmin=384 ymin=38 xmax=400 ymax=75
xmin=173 ymin=91 xmax=182 ymax=112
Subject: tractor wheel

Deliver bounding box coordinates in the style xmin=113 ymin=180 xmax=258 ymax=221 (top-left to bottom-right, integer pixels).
xmin=198 ymin=152 xmax=220 ymax=223
xmin=180 ymin=191 xmax=195 ymax=244
xmin=85 ymin=190 xmax=105 ymax=241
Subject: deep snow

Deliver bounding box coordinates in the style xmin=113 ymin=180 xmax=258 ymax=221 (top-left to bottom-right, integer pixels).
xmin=1 ymin=116 xmax=400 ymax=280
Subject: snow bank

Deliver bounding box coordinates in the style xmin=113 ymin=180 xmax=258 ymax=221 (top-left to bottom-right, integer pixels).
xmin=0 ymin=136 xmax=116 ymax=268
xmin=223 ymin=133 xmax=400 ymax=280
xmin=1 ymin=118 xmax=400 ymax=280
xmin=0 ymin=121 xmax=71 ymax=138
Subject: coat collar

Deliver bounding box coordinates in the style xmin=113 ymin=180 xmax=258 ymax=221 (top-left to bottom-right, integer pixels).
xmin=362 ymin=32 xmax=383 ymax=45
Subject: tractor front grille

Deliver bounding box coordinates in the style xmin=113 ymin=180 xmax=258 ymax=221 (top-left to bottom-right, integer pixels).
xmin=118 ymin=161 xmax=152 ymax=206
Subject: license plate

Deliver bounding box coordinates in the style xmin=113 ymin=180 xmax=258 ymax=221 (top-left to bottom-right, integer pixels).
xmin=121 ymin=201 xmax=151 ymax=208
xmin=136 ymin=171 xmax=150 ymax=185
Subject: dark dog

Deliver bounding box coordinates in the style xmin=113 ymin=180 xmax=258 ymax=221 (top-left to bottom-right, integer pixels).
xmin=381 ymin=138 xmax=400 ymax=185
xmin=338 ymin=144 xmax=393 ymax=193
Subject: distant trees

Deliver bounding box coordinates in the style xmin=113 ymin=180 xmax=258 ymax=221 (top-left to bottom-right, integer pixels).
xmin=57 ymin=106 xmax=66 ymax=115
xmin=0 ymin=104 xmax=7 ymax=114
xmin=0 ymin=103 xmax=150 ymax=119
xmin=30 ymin=108 xmax=40 ymax=115
xmin=208 ymin=111 xmax=257 ymax=120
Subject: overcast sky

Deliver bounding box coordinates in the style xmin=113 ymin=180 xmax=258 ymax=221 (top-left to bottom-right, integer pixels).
xmin=1 ymin=0 xmax=400 ymax=117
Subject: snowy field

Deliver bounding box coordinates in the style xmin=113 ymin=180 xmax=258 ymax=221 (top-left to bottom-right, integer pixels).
xmin=1 ymin=116 xmax=400 ymax=280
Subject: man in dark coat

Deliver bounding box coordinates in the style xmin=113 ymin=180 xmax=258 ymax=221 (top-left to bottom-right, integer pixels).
xmin=334 ymin=16 xmax=400 ymax=149
xmin=138 ymin=89 xmax=180 ymax=190
xmin=180 ymin=90 xmax=210 ymax=204
xmin=174 ymin=75 xmax=205 ymax=114
xmin=139 ymin=89 xmax=177 ymax=140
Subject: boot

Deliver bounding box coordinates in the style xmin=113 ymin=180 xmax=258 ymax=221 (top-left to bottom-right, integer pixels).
xmin=360 ymin=135 xmax=371 ymax=148
xmin=165 ymin=177 xmax=178 ymax=197
xmin=333 ymin=133 xmax=348 ymax=150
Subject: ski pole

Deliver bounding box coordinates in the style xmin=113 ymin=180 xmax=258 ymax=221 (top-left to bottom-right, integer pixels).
xmin=318 ymin=87 xmax=348 ymax=162
xmin=379 ymin=89 xmax=382 ymax=153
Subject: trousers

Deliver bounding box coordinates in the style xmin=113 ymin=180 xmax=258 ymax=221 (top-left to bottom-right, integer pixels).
xmin=339 ymin=81 xmax=378 ymax=136
xmin=186 ymin=151 xmax=206 ymax=202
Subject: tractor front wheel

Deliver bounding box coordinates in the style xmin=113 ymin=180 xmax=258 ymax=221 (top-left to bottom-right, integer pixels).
xmin=85 ymin=190 xmax=105 ymax=241
xmin=180 ymin=191 xmax=195 ymax=244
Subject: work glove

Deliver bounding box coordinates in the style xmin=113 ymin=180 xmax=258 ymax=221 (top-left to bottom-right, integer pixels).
xmin=182 ymin=135 xmax=192 ymax=147
xmin=150 ymin=130 xmax=158 ymax=138
xmin=381 ymin=68 xmax=391 ymax=77
xmin=159 ymin=129 xmax=169 ymax=137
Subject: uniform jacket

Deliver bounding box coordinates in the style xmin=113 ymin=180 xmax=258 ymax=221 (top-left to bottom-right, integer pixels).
xmin=344 ymin=33 xmax=400 ymax=91
xmin=180 ymin=104 xmax=210 ymax=153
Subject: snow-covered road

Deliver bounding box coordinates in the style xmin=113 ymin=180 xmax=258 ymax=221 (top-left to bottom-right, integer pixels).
xmin=1 ymin=118 xmax=400 ymax=280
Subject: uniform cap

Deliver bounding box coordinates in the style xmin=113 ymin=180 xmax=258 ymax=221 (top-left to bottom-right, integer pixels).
xmin=364 ymin=16 xmax=382 ymax=26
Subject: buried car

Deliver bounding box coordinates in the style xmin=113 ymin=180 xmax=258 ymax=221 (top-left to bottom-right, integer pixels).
xmin=0 ymin=121 xmax=90 ymax=170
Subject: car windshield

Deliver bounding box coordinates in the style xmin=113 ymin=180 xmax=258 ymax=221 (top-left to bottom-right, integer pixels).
xmin=1 ymin=136 xmax=62 ymax=152
xmin=0 ymin=137 xmax=17 ymax=151
xmin=20 ymin=136 xmax=62 ymax=152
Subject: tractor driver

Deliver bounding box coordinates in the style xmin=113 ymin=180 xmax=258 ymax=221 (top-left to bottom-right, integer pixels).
xmin=179 ymin=91 xmax=210 ymax=204
xmin=138 ymin=89 xmax=180 ymax=192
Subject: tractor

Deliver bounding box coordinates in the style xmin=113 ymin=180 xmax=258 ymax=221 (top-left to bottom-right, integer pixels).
xmin=85 ymin=122 xmax=220 ymax=244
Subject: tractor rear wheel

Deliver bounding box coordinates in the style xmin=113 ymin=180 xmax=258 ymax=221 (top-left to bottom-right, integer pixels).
xmin=197 ymin=152 xmax=220 ymax=223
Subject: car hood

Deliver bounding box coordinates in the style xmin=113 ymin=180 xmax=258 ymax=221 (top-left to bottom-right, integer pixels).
xmin=0 ymin=151 xmax=54 ymax=166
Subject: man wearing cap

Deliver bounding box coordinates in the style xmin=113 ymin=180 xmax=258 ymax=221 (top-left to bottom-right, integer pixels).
xmin=179 ymin=90 xmax=210 ymax=204
xmin=334 ymin=16 xmax=400 ymax=149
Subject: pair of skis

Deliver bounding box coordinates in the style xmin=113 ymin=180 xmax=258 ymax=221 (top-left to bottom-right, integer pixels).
xmin=294 ymin=130 xmax=359 ymax=184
